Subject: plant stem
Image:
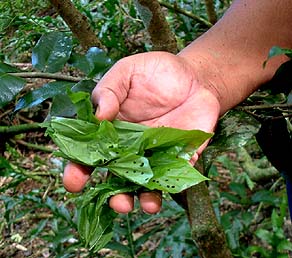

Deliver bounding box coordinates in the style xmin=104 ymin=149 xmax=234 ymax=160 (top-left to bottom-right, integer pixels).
xmin=8 ymin=72 xmax=82 ymax=82
xmin=158 ymin=0 xmax=212 ymax=28
xmin=126 ymin=214 xmax=136 ymax=258
xmin=15 ymin=139 xmax=54 ymax=153
xmin=0 ymin=122 xmax=43 ymax=134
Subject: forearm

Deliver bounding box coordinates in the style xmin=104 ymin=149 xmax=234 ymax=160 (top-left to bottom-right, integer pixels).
xmin=178 ymin=0 xmax=292 ymax=114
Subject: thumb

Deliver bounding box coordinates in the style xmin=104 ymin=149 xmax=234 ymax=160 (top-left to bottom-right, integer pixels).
xmin=92 ymin=59 xmax=132 ymax=121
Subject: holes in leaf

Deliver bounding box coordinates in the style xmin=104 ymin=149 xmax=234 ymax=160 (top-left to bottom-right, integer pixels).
xmin=144 ymin=149 xmax=153 ymax=157
xmin=140 ymin=162 xmax=144 ymax=167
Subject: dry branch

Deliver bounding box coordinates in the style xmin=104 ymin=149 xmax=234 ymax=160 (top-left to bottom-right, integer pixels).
xmin=8 ymin=72 xmax=82 ymax=82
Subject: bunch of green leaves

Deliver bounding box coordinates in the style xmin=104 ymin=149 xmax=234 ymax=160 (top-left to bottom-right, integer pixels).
xmin=44 ymin=90 xmax=212 ymax=252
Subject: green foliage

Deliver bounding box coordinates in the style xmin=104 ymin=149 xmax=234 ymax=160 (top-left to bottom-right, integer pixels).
xmin=1 ymin=1 xmax=291 ymax=257
xmin=45 ymin=92 xmax=210 ymax=251
xmin=0 ymin=0 xmax=65 ymax=61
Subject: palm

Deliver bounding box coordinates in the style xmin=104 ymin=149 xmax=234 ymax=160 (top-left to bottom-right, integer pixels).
xmin=94 ymin=52 xmax=220 ymax=134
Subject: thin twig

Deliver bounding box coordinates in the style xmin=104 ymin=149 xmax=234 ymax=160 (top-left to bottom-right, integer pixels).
xmin=8 ymin=72 xmax=82 ymax=82
xmin=158 ymin=0 xmax=212 ymax=28
xmin=0 ymin=108 xmax=13 ymax=120
xmin=237 ymin=103 xmax=292 ymax=111
xmin=15 ymin=139 xmax=54 ymax=153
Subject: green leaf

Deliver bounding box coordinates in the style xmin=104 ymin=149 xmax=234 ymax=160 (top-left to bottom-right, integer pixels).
xmin=71 ymin=79 xmax=96 ymax=93
xmin=68 ymin=48 xmax=113 ymax=78
xmin=255 ymin=228 xmax=272 ymax=244
xmin=277 ymin=239 xmax=292 ymax=252
xmin=47 ymin=93 xmax=76 ymax=119
xmin=68 ymin=52 xmax=91 ymax=75
xmin=46 ymin=118 xmax=119 ymax=166
xmin=106 ymin=154 xmax=153 ymax=185
xmin=251 ymin=190 xmax=279 ymax=205
xmin=32 ymin=32 xmax=72 ymax=73
xmin=142 ymin=126 xmax=212 ymax=151
xmin=47 ymin=82 xmax=96 ymax=119
xmin=146 ymin=153 xmax=208 ymax=193
xmin=67 ymin=90 xmax=98 ymax=124
xmin=77 ymin=182 xmax=140 ymax=252
xmin=0 ymin=72 xmax=26 ymax=108
xmin=15 ymin=81 xmax=75 ymax=111
xmin=85 ymin=47 xmax=112 ymax=78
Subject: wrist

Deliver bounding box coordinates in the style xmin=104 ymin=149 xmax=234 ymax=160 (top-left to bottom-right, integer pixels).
xmin=177 ymin=51 xmax=232 ymax=116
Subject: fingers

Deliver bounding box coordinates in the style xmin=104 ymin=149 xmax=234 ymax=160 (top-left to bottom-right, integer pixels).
xmin=92 ymin=58 xmax=132 ymax=121
xmin=109 ymin=191 xmax=162 ymax=214
xmin=63 ymin=162 xmax=91 ymax=193
xmin=139 ymin=191 xmax=162 ymax=214
xmin=109 ymin=193 xmax=134 ymax=214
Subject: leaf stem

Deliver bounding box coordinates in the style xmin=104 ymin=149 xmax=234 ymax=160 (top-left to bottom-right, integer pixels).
xmin=126 ymin=214 xmax=136 ymax=258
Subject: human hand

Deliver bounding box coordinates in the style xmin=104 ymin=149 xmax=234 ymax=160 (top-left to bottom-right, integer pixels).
xmin=63 ymin=51 xmax=221 ymax=214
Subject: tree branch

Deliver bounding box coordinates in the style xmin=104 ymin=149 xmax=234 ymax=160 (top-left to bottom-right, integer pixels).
xmin=158 ymin=0 xmax=212 ymax=28
xmin=49 ymin=0 xmax=103 ymax=51
xmin=204 ymin=0 xmax=217 ymax=24
xmin=134 ymin=0 xmax=178 ymax=53
xmin=186 ymin=163 xmax=233 ymax=258
xmin=8 ymin=72 xmax=82 ymax=82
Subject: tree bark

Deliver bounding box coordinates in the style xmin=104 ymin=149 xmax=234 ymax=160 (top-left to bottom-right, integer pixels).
xmin=204 ymin=0 xmax=218 ymax=24
xmin=134 ymin=0 xmax=178 ymax=53
xmin=49 ymin=0 xmax=103 ymax=51
xmin=186 ymin=182 xmax=233 ymax=258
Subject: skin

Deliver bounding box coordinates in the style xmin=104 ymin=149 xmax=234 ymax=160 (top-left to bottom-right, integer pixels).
xmin=63 ymin=0 xmax=292 ymax=214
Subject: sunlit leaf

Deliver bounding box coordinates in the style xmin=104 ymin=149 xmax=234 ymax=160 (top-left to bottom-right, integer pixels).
xmin=32 ymin=31 xmax=72 ymax=72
